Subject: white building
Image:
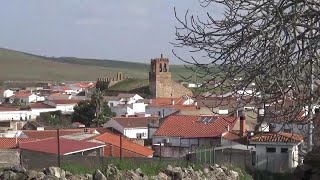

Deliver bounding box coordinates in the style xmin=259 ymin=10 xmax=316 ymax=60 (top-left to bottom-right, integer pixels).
xmin=250 ymin=132 xmax=303 ymax=172
xmin=9 ymin=92 xmax=37 ymax=104
xmin=0 ymin=107 xmax=32 ymax=121
xmin=104 ymin=117 xmax=160 ymax=139
xmin=117 ymin=94 xmax=143 ymax=105
xmin=0 ymin=89 xmax=15 ymax=103
xmin=111 ymin=103 xmax=148 ymax=117
xmin=152 ymin=115 xmax=238 ymax=147
xmin=44 ymin=99 xmax=80 ymax=114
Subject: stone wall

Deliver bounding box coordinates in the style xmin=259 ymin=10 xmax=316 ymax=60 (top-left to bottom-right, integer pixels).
xmin=0 ymin=149 xmax=20 ymax=168
xmin=170 ymin=80 xmax=193 ymax=98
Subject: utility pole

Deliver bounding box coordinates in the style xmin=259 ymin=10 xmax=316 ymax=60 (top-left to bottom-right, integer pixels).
xmin=57 ymin=129 xmax=61 ymax=167
xmin=119 ymin=134 xmax=122 ymax=160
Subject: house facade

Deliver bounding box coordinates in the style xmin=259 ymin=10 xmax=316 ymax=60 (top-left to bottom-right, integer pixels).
xmin=250 ymin=132 xmax=303 ymax=172
xmin=104 ymin=116 xmax=160 ymax=139
xmin=152 ymin=115 xmax=239 ymax=158
xmin=44 ymin=99 xmax=80 ymax=114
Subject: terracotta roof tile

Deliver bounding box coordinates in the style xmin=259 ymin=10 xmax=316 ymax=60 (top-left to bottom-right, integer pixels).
xmin=19 ymin=137 xmax=105 ymax=155
xmin=112 ymin=117 xmax=160 ymax=128
xmin=22 ymin=129 xmax=84 ymax=139
xmin=0 ymin=106 xmax=31 ymax=111
xmin=51 ymin=99 xmax=81 ymax=105
xmin=154 ymin=115 xmax=238 ymax=138
xmin=0 ymin=138 xmax=36 ymax=149
xmin=13 ymin=92 xmax=33 ymax=98
xmin=250 ymin=132 xmax=304 ymax=143
xmin=29 ymin=102 xmax=55 ymax=109
xmin=95 ymin=132 xmax=153 ymax=157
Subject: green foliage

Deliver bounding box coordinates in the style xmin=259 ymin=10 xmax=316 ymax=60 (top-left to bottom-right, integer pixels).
xmin=106 ymin=159 xmax=202 ymax=176
xmin=224 ymin=164 xmax=253 ymax=180
xmin=252 ymin=170 xmax=294 ymax=180
xmin=37 ymin=111 xmax=72 ymax=128
xmin=96 ymin=80 xmax=109 ymax=92
xmin=72 ymin=101 xmax=96 ymax=127
xmin=72 ymin=89 xmax=114 ymax=127
xmin=61 ymin=163 xmax=95 ymax=174
xmin=108 ymin=78 xmax=149 ymax=91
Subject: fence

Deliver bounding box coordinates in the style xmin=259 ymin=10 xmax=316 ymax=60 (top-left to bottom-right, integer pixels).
xmin=0 ymin=149 xmax=20 ymax=168
xmin=191 ymin=147 xmax=255 ymax=169
xmin=20 ymin=149 xmax=187 ymax=171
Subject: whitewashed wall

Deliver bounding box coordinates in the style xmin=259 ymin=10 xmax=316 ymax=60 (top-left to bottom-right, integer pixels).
xmin=146 ymin=106 xmax=179 ymax=117
xmin=152 ymin=136 xmax=199 ymax=147
xmin=124 ymin=128 xmax=148 ymax=139
xmin=0 ymin=111 xmax=32 ymax=121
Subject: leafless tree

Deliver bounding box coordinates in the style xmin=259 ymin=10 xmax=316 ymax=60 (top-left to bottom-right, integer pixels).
xmin=173 ymin=0 xmax=320 ymax=151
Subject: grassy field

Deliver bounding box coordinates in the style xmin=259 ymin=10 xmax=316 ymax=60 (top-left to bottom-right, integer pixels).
xmin=0 ymin=48 xmax=194 ymax=81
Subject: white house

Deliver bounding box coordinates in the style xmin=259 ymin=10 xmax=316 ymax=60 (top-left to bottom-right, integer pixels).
xmin=0 ymin=89 xmax=15 ymax=103
xmin=9 ymin=92 xmax=37 ymax=104
xmin=250 ymin=132 xmax=303 ymax=172
xmin=104 ymin=117 xmax=160 ymax=139
xmin=111 ymin=103 xmax=148 ymax=117
xmin=152 ymin=115 xmax=238 ymax=147
xmin=44 ymin=99 xmax=81 ymax=114
xmin=145 ymin=106 xmax=179 ymax=118
xmin=51 ymin=86 xmax=75 ymax=95
xmin=0 ymin=107 xmax=32 ymax=121
xmin=29 ymin=102 xmax=58 ymax=117
xmin=117 ymin=94 xmax=143 ymax=105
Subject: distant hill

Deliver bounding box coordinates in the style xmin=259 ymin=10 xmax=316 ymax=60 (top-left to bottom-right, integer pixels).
xmin=0 ymin=48 xmax=193 ymax=81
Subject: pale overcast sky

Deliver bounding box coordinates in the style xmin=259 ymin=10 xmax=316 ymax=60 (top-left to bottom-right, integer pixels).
xmin=0 ymin=1 xmax=223 ymax=64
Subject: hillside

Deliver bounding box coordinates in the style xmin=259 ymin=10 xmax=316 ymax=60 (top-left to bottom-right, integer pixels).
xmin=0 ymin=48 xmax=194 ymax=81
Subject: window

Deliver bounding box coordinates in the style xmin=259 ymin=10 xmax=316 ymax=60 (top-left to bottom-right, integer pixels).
xmin=136 ymin=133 xmax=144 ymax=139
xmin=281 ymin=148 xmax=288 ymax=153
xmin=136 ymin=132 xmax=147 ymax=138
xmin=110 ymin=102 xmax=114 ymax=107
xmin=158 ymin=111 xmax=161 ymax=117
xmin=266 ymin=147 xmax=276 ymax=153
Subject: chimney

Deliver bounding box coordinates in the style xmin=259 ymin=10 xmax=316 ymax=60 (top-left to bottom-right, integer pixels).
xmin=240 ymin=115 xmax=246 ymax=137
xmin=161 ymin=54 xmax=163 ymax=58
xmin=171 ymin=99 xmax=175 ymax=105
xmin=194 ymin=101 xmax=198 ymax=107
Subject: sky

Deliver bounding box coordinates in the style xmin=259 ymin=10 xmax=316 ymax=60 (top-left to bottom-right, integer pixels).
xmin=0 ymin=1 xmax=223 ymax=64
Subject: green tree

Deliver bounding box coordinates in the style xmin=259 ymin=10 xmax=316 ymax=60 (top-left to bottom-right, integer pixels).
xmin=72 ymin=89 xmax=114 ymax=127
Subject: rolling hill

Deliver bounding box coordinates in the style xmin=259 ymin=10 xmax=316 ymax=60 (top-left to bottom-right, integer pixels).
xmin=0 ymin=48 xmax=194 ymax=81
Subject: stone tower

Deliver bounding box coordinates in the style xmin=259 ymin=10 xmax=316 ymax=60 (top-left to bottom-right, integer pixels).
xmin=149 ymin=54 xmax=172 ymax=98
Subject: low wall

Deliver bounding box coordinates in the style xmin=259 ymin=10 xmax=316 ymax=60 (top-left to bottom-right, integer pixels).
xmin=0 ymin=149 xmax=20 ymax=168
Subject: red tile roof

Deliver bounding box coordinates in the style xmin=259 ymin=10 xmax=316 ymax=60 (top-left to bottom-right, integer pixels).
xmin=112 ymin=117 xmax=160 ymax=128
xmin=13 ymin=92 xmax=33 ymax=98
xmin=222 ymin=130 xmax=247 ymax=144
xmin=72 ymin=82 xmax=94 ymax=88
xmin=0 ymin=106 xmax=31 ymax=111
xmin=148 ymin=98 xmax=197 ymax=110
xmin=51 ymin=99 xmax=81 ymax=105
xmin=95 ymin=132 xmax=153 ymax=157
xmin=0 ymin=138 xmax=36 ymax=149
xmin=29 ymin=102 xmax=55 ymax=109
xmin=154 ymin=115 xmax=238 ymax=138
xmin=22 ymin=130 xmax=84 ymax=139
xmin=19 ymin=138 xmax=105 ymax=155
xmin=250 ymin=132 xmax=304 ymax=143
